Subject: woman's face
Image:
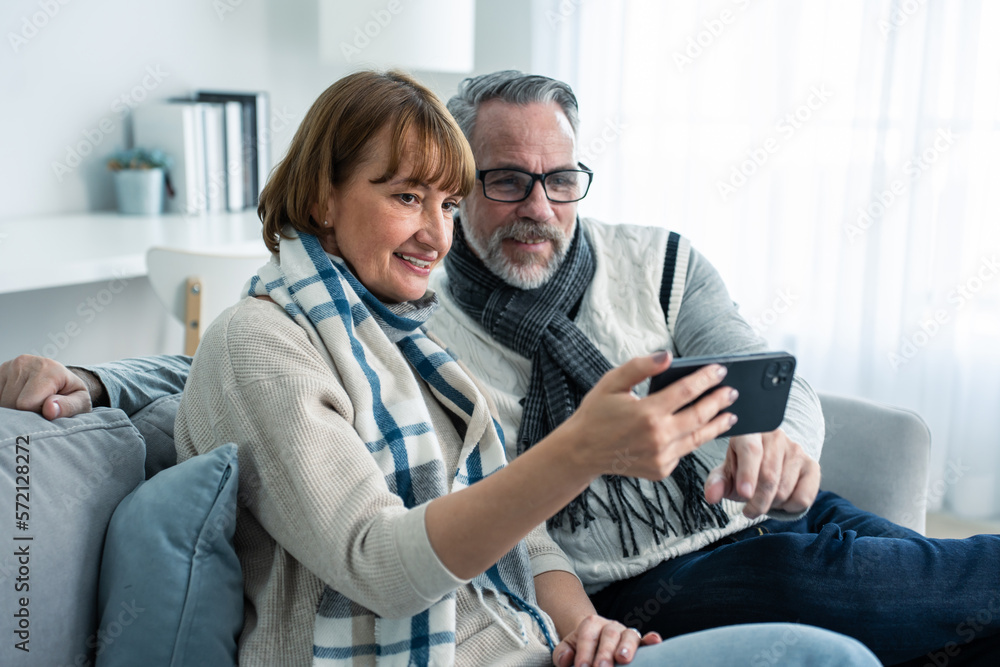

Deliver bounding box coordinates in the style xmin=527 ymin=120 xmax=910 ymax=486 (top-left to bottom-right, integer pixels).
xmin=314 ymin=129 xmax=462 ymax=303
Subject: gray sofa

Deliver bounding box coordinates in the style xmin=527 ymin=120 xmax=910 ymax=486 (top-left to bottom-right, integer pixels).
xmin=0 ymin=391 xmax=931 ymax=666
xmin=817 ymin=393 xmax=931 ymax=534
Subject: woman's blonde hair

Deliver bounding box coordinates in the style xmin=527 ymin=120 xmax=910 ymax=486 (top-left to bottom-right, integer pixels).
xmin=259 ymin=70 xmax=475 ymax=253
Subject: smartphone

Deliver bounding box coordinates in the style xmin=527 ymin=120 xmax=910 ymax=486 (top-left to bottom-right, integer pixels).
xmin=648 ymin=351 xmax=796 ymax=438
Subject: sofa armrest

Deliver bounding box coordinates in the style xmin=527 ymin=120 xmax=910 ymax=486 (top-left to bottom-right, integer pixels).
xmin=0 ymin=407 xmax=145 ymax=665
xmin=817 ymin=392 xmax=931 ymax=534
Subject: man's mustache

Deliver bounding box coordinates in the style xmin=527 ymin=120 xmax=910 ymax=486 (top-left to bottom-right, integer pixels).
xmin=494 ymin=221 xmax=566 ymax=243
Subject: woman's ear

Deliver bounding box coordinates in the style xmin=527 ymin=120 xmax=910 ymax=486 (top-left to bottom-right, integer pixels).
xmin=310 ymin=197 xmax=333 ymax=231
xmin=311 ymin=193 xmax=340 ymax=255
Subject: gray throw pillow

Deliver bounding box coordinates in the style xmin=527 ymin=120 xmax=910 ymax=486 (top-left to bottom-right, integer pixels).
xmin=96 ymin=443 xmax=242 ymax=667
xmin=0 ymin=407 xmax=145 ymax=666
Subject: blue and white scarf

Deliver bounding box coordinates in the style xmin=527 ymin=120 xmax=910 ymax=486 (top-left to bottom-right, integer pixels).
xmin=248 ymin=227 xmax=554 ymax=666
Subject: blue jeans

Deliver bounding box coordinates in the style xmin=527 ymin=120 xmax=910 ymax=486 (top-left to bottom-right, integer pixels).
xmin=591 ymin=491 xmax=1000 ymax=665
xmin=629 ymin=623 xmax=879 ymax=666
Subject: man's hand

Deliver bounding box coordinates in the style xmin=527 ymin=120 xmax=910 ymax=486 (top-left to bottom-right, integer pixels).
xmin=703 ymin=428 xmax=820 ymax=518
xmin=552 ymin=614 xmax=661 ymax=667
xmin=0 ymin=355 xmax=96 ymax=420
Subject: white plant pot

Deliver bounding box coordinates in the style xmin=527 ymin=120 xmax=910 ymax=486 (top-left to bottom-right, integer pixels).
xmin=114 ymin=168 xmax=164 ymax=215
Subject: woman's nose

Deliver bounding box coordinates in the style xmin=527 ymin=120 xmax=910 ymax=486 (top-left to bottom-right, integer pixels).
xmin=417 ymin=206 xmax=451 ymax=249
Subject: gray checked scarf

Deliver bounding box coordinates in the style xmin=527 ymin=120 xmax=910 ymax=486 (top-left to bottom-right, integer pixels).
xmin=444 ymin=218 xmax=730 ymax=557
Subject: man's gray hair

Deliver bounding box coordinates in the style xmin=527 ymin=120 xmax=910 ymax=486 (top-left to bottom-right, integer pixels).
xmin=447 ymin=70 xmax=580 ymax=143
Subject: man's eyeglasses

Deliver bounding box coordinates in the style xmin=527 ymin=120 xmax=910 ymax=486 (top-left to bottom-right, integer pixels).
xmin=475 ymin=163 xmax=594 ymax=203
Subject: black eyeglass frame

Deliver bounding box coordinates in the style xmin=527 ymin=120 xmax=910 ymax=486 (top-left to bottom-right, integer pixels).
xmin=474 ymin=162 xmax=594 ymax=203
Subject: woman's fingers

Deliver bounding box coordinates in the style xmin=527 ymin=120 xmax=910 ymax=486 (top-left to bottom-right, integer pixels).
xmin=669 ymin=384 xmax=739 ymax=438
xmin=646 ymin=361 xmax=729 ymax=413
xmin=566 ymin=615 xmax=605 ymax=666
xmin=649 ymin=408 xmax=737 ymax=480
xmin=593 ymin=351 xmax=674 ymax=395
xmin=551 ymin=639 xmax=575 ymax=667
xmin=591 ymin=621 xmax=628 ymax=666
xmin=560 ymin=616 xmax=648 ymax=667
xmin=689 ymin=407 xmax=739 ymax=450
xmin=640 ymin=631 xmax=662 ymax=646
xmin=609 ymin=626 xmax=644 ymax=664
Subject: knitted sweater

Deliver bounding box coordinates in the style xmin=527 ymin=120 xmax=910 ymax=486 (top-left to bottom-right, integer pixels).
xmin=174 ymin=296 xmax=574 ymax=666
xmin=428 ymin=218 xmax=825 ymax=592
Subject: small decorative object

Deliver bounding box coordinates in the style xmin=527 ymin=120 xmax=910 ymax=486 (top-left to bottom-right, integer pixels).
xmin=107 ymin=148 xmax=173 ymax=215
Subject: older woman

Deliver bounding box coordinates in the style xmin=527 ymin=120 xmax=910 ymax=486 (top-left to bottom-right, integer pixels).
xmin=0 ymin=71 xmax=878 ymax=667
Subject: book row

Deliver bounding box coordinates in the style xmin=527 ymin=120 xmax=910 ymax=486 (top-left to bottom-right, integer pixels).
xmin=132 ymin=91 xmax=270 ymax=215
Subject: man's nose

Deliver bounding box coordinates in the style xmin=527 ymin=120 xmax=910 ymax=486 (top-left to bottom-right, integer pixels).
xmin=515 ymin=178 xmax=555 ymax=221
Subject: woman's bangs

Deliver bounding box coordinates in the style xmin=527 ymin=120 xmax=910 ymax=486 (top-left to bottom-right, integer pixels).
xmin=383 ymin=111 xmax=475 ymax=197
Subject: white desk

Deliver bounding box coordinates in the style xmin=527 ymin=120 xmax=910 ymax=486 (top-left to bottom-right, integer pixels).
xmin=0 ymin=210 xmax=265 ymax=295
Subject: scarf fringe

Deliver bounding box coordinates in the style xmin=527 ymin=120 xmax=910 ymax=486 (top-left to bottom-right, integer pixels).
xmin=547 ymin=453 xmax=731 ymax=558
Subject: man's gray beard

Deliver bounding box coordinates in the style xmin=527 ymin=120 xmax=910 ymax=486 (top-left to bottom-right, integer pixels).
xmin=464 ymin=219 xmax=571 ymax=290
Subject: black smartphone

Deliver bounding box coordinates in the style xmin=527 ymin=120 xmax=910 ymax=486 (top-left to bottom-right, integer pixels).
xmin=648 ymin=351 xmax=796 ymax=438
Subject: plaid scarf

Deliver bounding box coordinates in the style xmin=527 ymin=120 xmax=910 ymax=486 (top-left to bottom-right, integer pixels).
xmin=249 ymin=227 xmax=553 ymax=666
xmin=445 ymin=219 xmax=730 ymax=557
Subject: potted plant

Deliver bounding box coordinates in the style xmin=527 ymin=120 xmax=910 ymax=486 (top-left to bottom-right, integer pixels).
xmin=107 ymin=148 xmax=173 ymax=215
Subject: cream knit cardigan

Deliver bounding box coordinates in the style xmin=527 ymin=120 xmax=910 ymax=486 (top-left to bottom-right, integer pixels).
xmin=175 ymin=296 xmax=574 ymax=666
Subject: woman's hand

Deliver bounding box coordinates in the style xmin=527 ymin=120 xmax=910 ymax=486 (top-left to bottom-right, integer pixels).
xmin=553 ymin=614 xmax=662 ymax=667
xmin=561 ymin=352 xmax=739 ymax=481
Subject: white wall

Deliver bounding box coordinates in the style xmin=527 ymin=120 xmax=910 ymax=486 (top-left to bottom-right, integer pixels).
xmin=0 ymin=0 xmax=534 ymax=363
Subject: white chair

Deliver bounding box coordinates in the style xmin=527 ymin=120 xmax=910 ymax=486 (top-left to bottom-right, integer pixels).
xmin=146 ymin=247 xmax=271 ymax=355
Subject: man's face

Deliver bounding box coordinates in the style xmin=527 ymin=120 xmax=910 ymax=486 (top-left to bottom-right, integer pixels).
xmin=461 ymin=100 xmax=579 ymax=289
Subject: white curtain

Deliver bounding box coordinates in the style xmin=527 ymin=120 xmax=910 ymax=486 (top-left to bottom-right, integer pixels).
xmin=531 ymin=0 xmax=1000 ymax=518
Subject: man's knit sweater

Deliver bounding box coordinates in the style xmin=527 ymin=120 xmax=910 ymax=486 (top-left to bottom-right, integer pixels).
xmin=174 ymin=297 xmax=574 ymax=666
xmin=428 ymin=218 xmax=825 ymax=592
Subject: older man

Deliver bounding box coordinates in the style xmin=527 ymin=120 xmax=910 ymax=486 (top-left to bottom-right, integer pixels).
xmin=3 ymin=71 xmax=1000 ymax=666
xmin=431 ymin=73 xmax=1000 ymax=665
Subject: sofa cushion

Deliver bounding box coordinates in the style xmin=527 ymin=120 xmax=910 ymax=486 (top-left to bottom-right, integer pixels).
xmin=96 ymin=443 xmax=242 ymax=667
xmin=129 ymin=393 xmax=181 ymax=478
xmin=0 ymin=407 xmax=146 ymax=666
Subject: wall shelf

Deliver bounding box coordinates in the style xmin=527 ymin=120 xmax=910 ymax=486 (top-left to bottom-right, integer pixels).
xmin=0 ymin=210 xmax=265 ymax=295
